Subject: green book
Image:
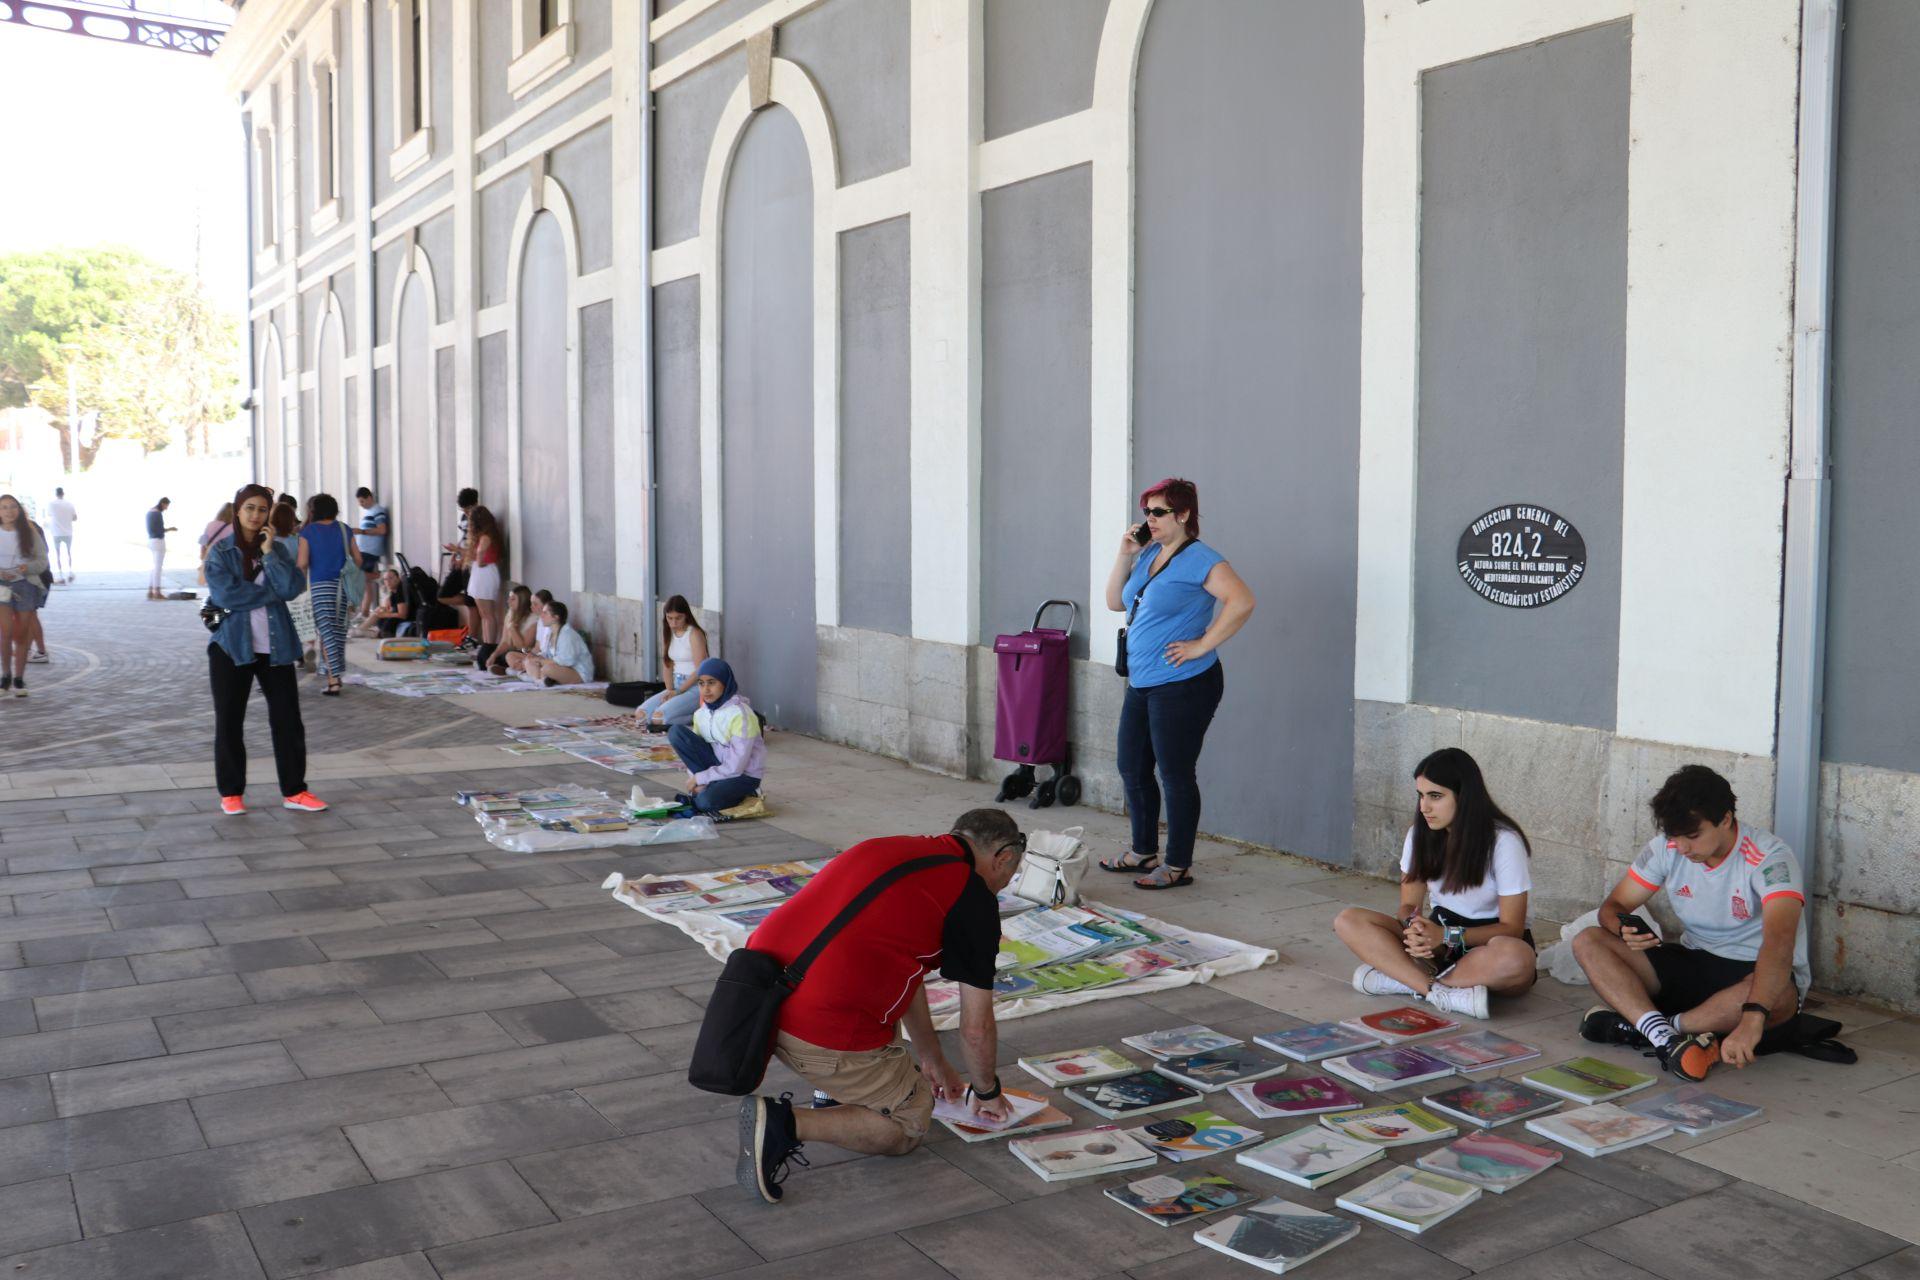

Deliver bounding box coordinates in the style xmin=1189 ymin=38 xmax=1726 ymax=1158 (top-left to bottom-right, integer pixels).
xmin=1520 ymin=1056 xmax=1658 ymax=1103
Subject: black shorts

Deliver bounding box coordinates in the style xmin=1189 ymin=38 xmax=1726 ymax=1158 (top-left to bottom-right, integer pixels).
xmin=1647 ymin=944 xmax=1763 ymax=1015
xmin=358 ymin=552 xmax=380 ymax=574
xmin=1431 ymin=905 xmax=1534 ymax=972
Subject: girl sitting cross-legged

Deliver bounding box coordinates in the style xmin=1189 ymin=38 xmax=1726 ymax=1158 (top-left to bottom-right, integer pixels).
xmin=667 ymin=658 xmax=766 ymax=815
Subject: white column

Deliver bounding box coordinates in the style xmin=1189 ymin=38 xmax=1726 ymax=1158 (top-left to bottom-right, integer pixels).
xmin=613 ymin=1 xmax=650 ymax=607
xmin=352 ymin=0 xmax=377 ymax=495
xmin=449 ymin=0 xmax=478 ymax=562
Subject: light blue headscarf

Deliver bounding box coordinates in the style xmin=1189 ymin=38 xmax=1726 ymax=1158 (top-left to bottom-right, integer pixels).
xmin=696 ymin=657 xmax=738 ymax=708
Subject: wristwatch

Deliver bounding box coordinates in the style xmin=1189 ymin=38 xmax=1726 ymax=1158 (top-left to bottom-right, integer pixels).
xmin=969 ymin=1076 xmax=1003 ymax=1102
xmin=1443 ymin=924 xmax=1466 ymax=951
xmin=1740 ymin=1001 xmax=1770 ymax=1022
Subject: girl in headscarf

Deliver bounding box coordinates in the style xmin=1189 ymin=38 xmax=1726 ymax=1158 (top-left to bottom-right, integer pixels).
xmin=667 ymin=657 xmax=766 ymax=814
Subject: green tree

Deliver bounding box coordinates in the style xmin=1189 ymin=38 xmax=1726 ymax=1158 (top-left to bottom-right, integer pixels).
xmin=0 ymin=246 xmax=240 ymax=469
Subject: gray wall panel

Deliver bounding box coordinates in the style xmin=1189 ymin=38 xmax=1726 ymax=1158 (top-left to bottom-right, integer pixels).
xmin=1411 ymin=22 xmax=1630 ymax=730
xmin=581 ymin=300 xmax=616 ymax=594
xmin=551 ymin=122 xmax=613 ymax=273
xmin=838 ymin=216 xmax=912 ymax=635
xmin=394 ymin=274 xmax=433 ymax=563
xmin=477 ymin=0 xmax=514 ymax=135
xmin=653 ymin=51 xmax=745 ymax=247
xmin=517 ymin=211 xmax=573 ymax=598
xmin=436 ymin=346 xmax=457 ymax=557
xmin=721 ymin=107 xmax=818 ymax=733
xmin=985 ymin=0 xmax=1109 ymax=139
xmin=655 ymin=0 xmax=760 ymax=64
xmin=779 ymin=0 xmax=910 ymax=184
xmin=374 ymin=240 xmax=406 ymax=345
xmin=316 ymin=313 xmax=346 ymax=499
xmin=1826 ymin=0 xmax=1920 ymax=772
xmin=417 ymin=212 xmax=453 ymax=318
xmin=981 ymin=166 xmax=1092 ymax=657
xmin=480 ymin=169 xmax=532 ymax=309
xmin=653 ymin=279 xmax=703 ymax=610
xmin=370 ymin=367 xmax=389 ymax=500
xmin=478 ymin=332 xmax=511 ymax=535
xmin=1134 ymin=0 xmax=1363 ymax=862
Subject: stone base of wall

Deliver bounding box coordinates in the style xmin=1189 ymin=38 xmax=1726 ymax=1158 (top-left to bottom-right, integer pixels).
xmin=1811 ymin=759 xmax=1920 ymax=1010
xmin=817 ymin=626 xmax=976 ymax=777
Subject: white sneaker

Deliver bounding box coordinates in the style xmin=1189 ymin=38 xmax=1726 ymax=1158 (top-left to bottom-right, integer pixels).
xmin=1352 ymin=964 xmax=1419 ymax=998
xmin=1427 ymin=982 xmax=1489 ymax=1020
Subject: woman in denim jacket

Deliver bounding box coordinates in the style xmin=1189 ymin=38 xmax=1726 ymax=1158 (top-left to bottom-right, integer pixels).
xmin=204 ymin=485 xmax=329 ymax=816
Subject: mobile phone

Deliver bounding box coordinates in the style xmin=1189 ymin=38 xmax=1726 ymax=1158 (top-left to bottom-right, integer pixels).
xmin=1617 ymin=912 xmax=1653 ymax=937
xmin=1131 ymin=522 xmax=1151 ymax=545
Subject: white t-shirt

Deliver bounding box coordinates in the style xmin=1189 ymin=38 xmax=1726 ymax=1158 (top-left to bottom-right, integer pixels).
xmin=0 ymin=527 xmax=18 ymax=571
xmin=1400 ymin=826 xmax=1532 ymax=921
xmin=47 ymin=500 xmax=76 ymax=537
xmin=1628 ymin=822 xmax=1810 ymax=991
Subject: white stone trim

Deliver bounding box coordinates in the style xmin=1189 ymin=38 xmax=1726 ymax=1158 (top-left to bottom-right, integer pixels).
xmin=508 ymin=5 xmax=576 ymax=100
xmin=695 ymin=58 xmax=843 ymax=624
xmin=831 ymin=167 xmax=910 ymax=231
xmin=575 ymin=267 xmax=615 ymax=306
xmin=257 ymin=322 xmax=289 ymax=489
xmin=476 ymin=305 xmax=509 ymax=336
xmin=650 ymin=0 xmax=832 ymax=91
xmin=388 ymin=127 xmax=434 ymax=183
xmin=476 ymin=51 xmax=612 ymax=152
xmin=296 ymin=226 xmax=354 ymax=272
xmin=473 ymin=98 xmax=614 ymax=191
xmin=649 ymin=0 xmax=725 ymax=42
xmin=651 ymin=237 xmax=700 ymax=285
xmin=386 ymin=0 xmax=434 ymax=169
xmin=977 ymin=110 xmax=1096 ymax=193
xmin=369 ymin=194 xmax=456 ymax=250
xmin=369 ymin=158 xmax=454 ymax=222
xmin=316 ymin=290 xmax=350 ymax=498
xmin=504 ymin=175 xmax=588 ymax=594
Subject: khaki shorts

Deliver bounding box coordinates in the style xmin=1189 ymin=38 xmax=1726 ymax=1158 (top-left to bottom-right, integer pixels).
xmin=773 ymin=1031 xmax=933 ymax=1142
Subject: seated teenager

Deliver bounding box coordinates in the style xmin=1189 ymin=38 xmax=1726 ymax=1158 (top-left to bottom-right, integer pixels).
xmin=502 ymin=589 xmax=554 ymax=674
xmin=668 ymin=658 xmax=765 ymax=815
xmin=522 ymin=599 xmax=594 ymax=686
xmin=1333 ymin=747 xmax=1536 ymax=1021
xmin=1572 ymin=765 xmax=1808 ymax=1082
xmin=352 ymin=570 xmax=409 ymax=638
xmin=634 ymin=594 xmax=709 ymax=729
xmin=486 ymin=585 xmax=538 ymax=673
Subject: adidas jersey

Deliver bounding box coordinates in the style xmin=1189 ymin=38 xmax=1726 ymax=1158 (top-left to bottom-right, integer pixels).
xmin=1627 ymin=822 xmax=1810 ymax=992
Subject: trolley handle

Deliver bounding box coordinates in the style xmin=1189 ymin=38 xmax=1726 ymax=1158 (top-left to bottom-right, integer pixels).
xmin=1032 ymin=599 xmax=1078 ymax=635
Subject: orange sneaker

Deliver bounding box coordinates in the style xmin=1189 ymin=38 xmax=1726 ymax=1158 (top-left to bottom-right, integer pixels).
xmin=282 ymin=791 xmax=330 ymax=812
xmin=1658 ymin=1031 xmax=1721 ymax=1082
xmin=219 ymin=796 xmax=248 ymax=816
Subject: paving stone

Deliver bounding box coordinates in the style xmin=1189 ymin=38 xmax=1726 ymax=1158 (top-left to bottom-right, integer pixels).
xmin=578 ymin=987 xmax=707 ymax=1032
xmin=284 ymin=1013 xmax=519 ymax=1077
xmin=361 ymin=971 xmax=573 ymax=1022
xmin=367 ymin=889 xmax=541 ymax=925
xmin=427 ymin=1194 xmax=761 ymax=1280
xmin=346 ymin=1091 xmax=617 ymax=1180
xmin=333 ymin=855 xmax=490 ymax=882
xmin=0 ymin=997 xmax=34 ymax=1036
xmin=209 ymin=906 xmax=386 ymax=944
xmin=9 ymin=881 xmax=184 ymax=915
xmin=23 ymin=922 xmax=215 ymax=965
xmin=244 ymin=846 xmax=396 ymax=871
xmin=709 ymin=1235 xmax=962 ymax=1280
xmin=73 ymin=1129 xmax=373 ymax=1235
xmin=0 ymin=958 xmax=136 ymax=1003
xmin=33 ymin=974 xmax=252 ymax=1031
xmin=574 ymin=1066 xmax=739 ymax=1135
xmin=591 ymin=923 xmax=705 ymax=957
xmin=427 ymin=935 xmax=618 ymax=980
xmin=185 ymin=869 xmax=345 ymax=898
xmin=0 ymin=1173 xmax=81 ymax=1255
xmin=702 ymin=1145 xmax=1005 ymax=1261
xmin=1844 ymin=1249 xmax=1920 ymax=1279
xmin=1585 ymin=1181 xmax=1911 ymax=1280
xmin=0 ymin=1210 xmax=264 ymax=1280
xmin=1553 ymin=1141 xmax=1737 ymax=1207
xmin=547 ymin=948 xmax=719 ymax=998
xmin=240 ymin=1161 xmax=555 ymax=1277
xmin=1413 ymin=1166 xmax=1655 ymax=1269
xmin=1467 ymin=1240 xmax=1668 ymax=1280
xmin=0 ymin=1100 xmax=205 ymax=1183
xmin=193 ymin=1066 xmax=456 ymax=1148
xmin=422 ymin=1033 xmax=664 ymax=1105
xmin=0 ymin=942 xmax=16 ymax=970
xmin=53 ymin=1042 xmax=302 ymax=1116
xmin=419 ymin=866 xmax=579 ymax=894
xmin=511 ymin=1118 xmax=741 ymax=1217
xmin=0 ymin=1075 xmax=54 ymax=1127
xmin=0 ymin=910 xmax=111 ymax=944
xmin=108 ymin=891 xmax=287 ymax=929
xmin=0 ymin=1018 xmax=165 ymax=1080
xmin=131 ymin=936 xmax=330 ymax=983
xmin=3 ymin=845 xmax=160 ymax=875
xmin=487 ymin=1000 xmax=623 ymax=1046
xmin=482 ymin=903 xmax=647 ymax=941
xmin=159 ymin=994 xmax=382 ymax=1053
xmin=92 ymin=856 xmax=250 ymax=885
xmin=308 ymin=919 xmax=501 ymax=961
xmin=0 ymin=871 xmax=94 ymax=897
xmin=298 ymin=1256 xmax=440 ymax=1280
xmin=239 ymin=953 xmax=446 ymax=1002
xmin=270 ymin=880 xmax=439 ymax=912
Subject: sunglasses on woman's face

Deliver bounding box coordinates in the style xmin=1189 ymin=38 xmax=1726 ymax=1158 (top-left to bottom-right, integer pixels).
xmin=1141 ymin=506 xmax=1174 ymax=519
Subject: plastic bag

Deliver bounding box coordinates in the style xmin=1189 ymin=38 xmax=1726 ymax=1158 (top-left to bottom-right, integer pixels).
xmin=480 ymin=813 xmax=716 ymax=853
xmin=1537 ymin=908 xmax=1664 ymax=986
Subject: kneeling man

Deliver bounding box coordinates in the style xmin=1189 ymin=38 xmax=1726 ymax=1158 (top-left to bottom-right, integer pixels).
xmin=736 ymin=808 xmax=1026 ymax=1202
xmin=1573 ymin=765 xmax=1808 ymax=1081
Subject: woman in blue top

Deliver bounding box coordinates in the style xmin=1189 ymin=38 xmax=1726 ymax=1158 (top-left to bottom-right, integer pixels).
xmin=296 ymin=493 xmax=354 ymax=695
xmin=1097 ymin=478 xmax=1255 ymax=889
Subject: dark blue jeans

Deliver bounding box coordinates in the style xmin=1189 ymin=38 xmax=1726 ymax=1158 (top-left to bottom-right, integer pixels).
xmin=668 ymin=723 xmax=761 ymax=814
xmin=1116 ymin=661 xmax=1223 ymax=870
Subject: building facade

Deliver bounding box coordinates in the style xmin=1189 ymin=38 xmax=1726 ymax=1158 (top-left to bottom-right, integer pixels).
xmin=216 ymin=0 xmax=1919 ymax=1012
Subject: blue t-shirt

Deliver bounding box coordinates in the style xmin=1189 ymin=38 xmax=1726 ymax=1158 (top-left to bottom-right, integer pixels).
xmin=357 ymin=504 xmax=390 ymax=556
xmin=1121 ymin=539 xmax=1225 ymax=688
xmin=300 ymin=520 xmax=349 ymax=583
xmin=146 ymin=509 xmax=166 ymax=539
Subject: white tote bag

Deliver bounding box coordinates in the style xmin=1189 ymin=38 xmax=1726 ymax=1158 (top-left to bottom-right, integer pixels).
xmin=1012 ymin=826 xmax=1090 ymax=908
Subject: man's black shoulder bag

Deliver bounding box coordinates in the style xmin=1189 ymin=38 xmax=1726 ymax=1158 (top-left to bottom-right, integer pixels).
xmin=688 ymin=852 xmax=965 ymax=1095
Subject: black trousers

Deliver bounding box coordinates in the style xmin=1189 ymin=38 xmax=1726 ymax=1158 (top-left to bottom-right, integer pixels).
xmin=209 ymin=643 xmax=307 ymax=799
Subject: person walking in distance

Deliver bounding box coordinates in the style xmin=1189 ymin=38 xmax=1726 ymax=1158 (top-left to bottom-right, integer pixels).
xmin=46 ymin=487 xmax=77 ymax=583
xmin=146 ymin=497 xmax=177 ymax=599
xmin=0 ymin=495 xmax=50 ymax=696
xmin=202 ymin=485 xmax=329 ymax=816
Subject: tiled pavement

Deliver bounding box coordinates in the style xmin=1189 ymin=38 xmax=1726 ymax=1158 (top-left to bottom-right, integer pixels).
xmin=1 ymin=586 xmax=1917 ymax=1278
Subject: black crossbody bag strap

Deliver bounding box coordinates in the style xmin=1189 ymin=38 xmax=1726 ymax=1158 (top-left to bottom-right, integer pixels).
xmin=782 ymin=851 xmax=968 ymax=988
xmin=1126 ymin=536 xmax=1199 ymax=625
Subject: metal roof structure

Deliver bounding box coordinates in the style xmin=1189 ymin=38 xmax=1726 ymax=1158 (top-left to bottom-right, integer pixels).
xmin=0 ymin=0 xmax=233 ymax=56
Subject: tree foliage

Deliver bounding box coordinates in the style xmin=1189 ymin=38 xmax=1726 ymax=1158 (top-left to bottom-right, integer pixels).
xmin=0 ymin=246 xmax=240 ymax=467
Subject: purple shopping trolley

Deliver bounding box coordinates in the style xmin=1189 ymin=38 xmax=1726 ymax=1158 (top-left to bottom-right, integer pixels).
xmin=992 ymin=600 xmax=1082 ymax=809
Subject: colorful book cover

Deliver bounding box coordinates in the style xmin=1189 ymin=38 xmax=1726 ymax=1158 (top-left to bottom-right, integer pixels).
xmin=1320 ymin=1103 xmax=1457 ymax=1146
xmin=1154 ymin=1044 xmax=1291 ymax=1092
xmin=1105 ymin=1173 xmax=1261 ymax=1226
xmin=1235 ymin=1125 xmax=1385 ymax=1188
xmin=1066 ymin=1070 xmax=1204 ymax=1119
xmin=940 ymin=1095 xmax=1074 ymax=1144
xmin=1009 ymin=1126 xmax=1159 ymax=1181
xmin=714 ymin=905 xmax=778 ymax=930
xmin=932 ymin=1088 xmax=1052 ymax=1133
xmin=1338 ymin=1006 xmax=1459 ymax=1042
xmin=1107 ymin=946 xmax=1187 ymax=980
xmin=1194 ymin=1197 xmax=1360 ymax=1271
xmin=1018 ymin=1045 xmax=1139 ymax=1086
xmin=992 ymin=971 xmax=1041 ymax=999
xmin=1322 ymin=1045 xmax=1455 ymax=1090
xmin=1255 ymin=1021 xmax=1384 ymax=1062
xmin=1623 ymin=1086 xmax=1762 ymax=1135
xmin=1525 ymin=1102 xmax=1673 ymax=1155
xmin=1422 ymin=1030 xmax=1541 ymax=1072
xmin=1416 ymin=1132 xmax=1563 ymax=1192
xmin=1133 ymin=1110 xmax=1264 ymax=1161
xmin=1521 ymin=1056 xmax=1658 ymax=1103
xmin=1228 ymin=1075 xmax=1361 ymax=1120
xmin=1335 ymin=1166 xmax=1481 ymax=1233
xmin=1121 ymin=1025 xmax=1244 ymax=1060
xmin=1420 ymin=1077 xmax=1564 ymax=1129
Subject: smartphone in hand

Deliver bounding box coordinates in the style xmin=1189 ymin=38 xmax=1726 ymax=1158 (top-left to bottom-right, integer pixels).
xmin=1131 ymin=522 xmax=1152 ymax=545
xmin=1617 ymin=912 xmax=1653 ymax=938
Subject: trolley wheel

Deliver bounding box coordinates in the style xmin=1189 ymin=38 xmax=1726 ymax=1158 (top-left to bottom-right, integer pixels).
xmin=1029 ymin=778 xmax=1057 ymax=810
xmin=1056 ymin=775 xmax=1082 ymax=808
xmin=995 ymin=766 xmax=1035 ymax=803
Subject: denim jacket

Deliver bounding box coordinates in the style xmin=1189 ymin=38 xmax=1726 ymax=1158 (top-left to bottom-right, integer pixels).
xmin=205 ymin=536 xmax=305 ymax=666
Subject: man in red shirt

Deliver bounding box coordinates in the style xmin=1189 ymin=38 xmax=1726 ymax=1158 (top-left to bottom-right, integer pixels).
xmin=737 ymin=808 xmax=1026 ymax=1203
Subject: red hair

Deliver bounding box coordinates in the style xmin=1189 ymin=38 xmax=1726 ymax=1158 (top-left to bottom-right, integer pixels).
xmin=1138 ymin=477 xmax=1200 ymax=538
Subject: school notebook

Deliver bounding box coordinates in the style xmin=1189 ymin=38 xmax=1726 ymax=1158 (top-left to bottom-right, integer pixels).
xmin=1193 ymin=1197 xmax=1360 ymax=1274
xmin=1017 ymin=1045 xmax=1139 ymax=1087
xmin=1420 ymin=1077 xmax=1565 ymax=1129
xmin=1009 ymin=1126 xmax=1159 ymax=1182
xmin=1623 ymin=1086 xmax=1762 ymax=1135
xmin=1104 ymin=1173 xmax=1262 ymax=1227
xmin=937 ymin=1091 xmax=1073 ymax=1144
xmin=1121 ymin=1025 xmax=1244 ymax=1060
xmin=1132 ymin=1110 xmax=1264 ymax=1161
xmin=1228 ymin=1075 xmax=1362 ymax=1120
xmin=1065 ymin=1070 xmax=1203 ymax=1120
xmin=1525 ymin=1102 xmax=1673 ymax=1157
xmin=1320 ymin=1103 xmax=1457 ymax=1146
xmin=1153 ymin=1044 xmax=1291 ymax=1093
xmin=1335 ymin=1165 xmax=1481 ymax=1234
xmin=1338 ymin=1006 xmax=1459 ymax=1042
xmin=1416 ymin=1131 xmax=1563 ymax=1192
xmin=1235 ymin=1124 xmax=1385 ymax=1189
xmin=1421 ymin=1029 xmax=1541 ymax=1072
xmin=1321 ymin=1045 xmax=1456 ymax=1092
xmin=1521 ymin=1057 xmax=1659 ymax=1103
xmin=1254 ymin=1021 xmax=1384 ymax=1062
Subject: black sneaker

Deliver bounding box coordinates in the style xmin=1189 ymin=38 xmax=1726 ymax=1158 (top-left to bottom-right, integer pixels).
xmin=1654 ymin=1032 xmax=1721 ymax=1083
xmin=737 ymin=1092 xmax=807 ymax=1204
xmin=10 ymin=675 xmax=23 ymax=698
xmin=0 ymin=675 xmax=10 ymax=693
xmin=1580 ymin=1005 xmax=1651 ymax=1049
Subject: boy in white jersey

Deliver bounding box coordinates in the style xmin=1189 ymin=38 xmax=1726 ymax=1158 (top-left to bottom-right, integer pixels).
xmin=1571 ymin=766 xmax=1807 ymax=1082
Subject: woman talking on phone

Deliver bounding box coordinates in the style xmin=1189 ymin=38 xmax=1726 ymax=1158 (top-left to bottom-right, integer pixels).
xmin=1097 ymin=478 xmax=1255 ymax=889
xmin=202 ymin=485 xmax=329 ymax=817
